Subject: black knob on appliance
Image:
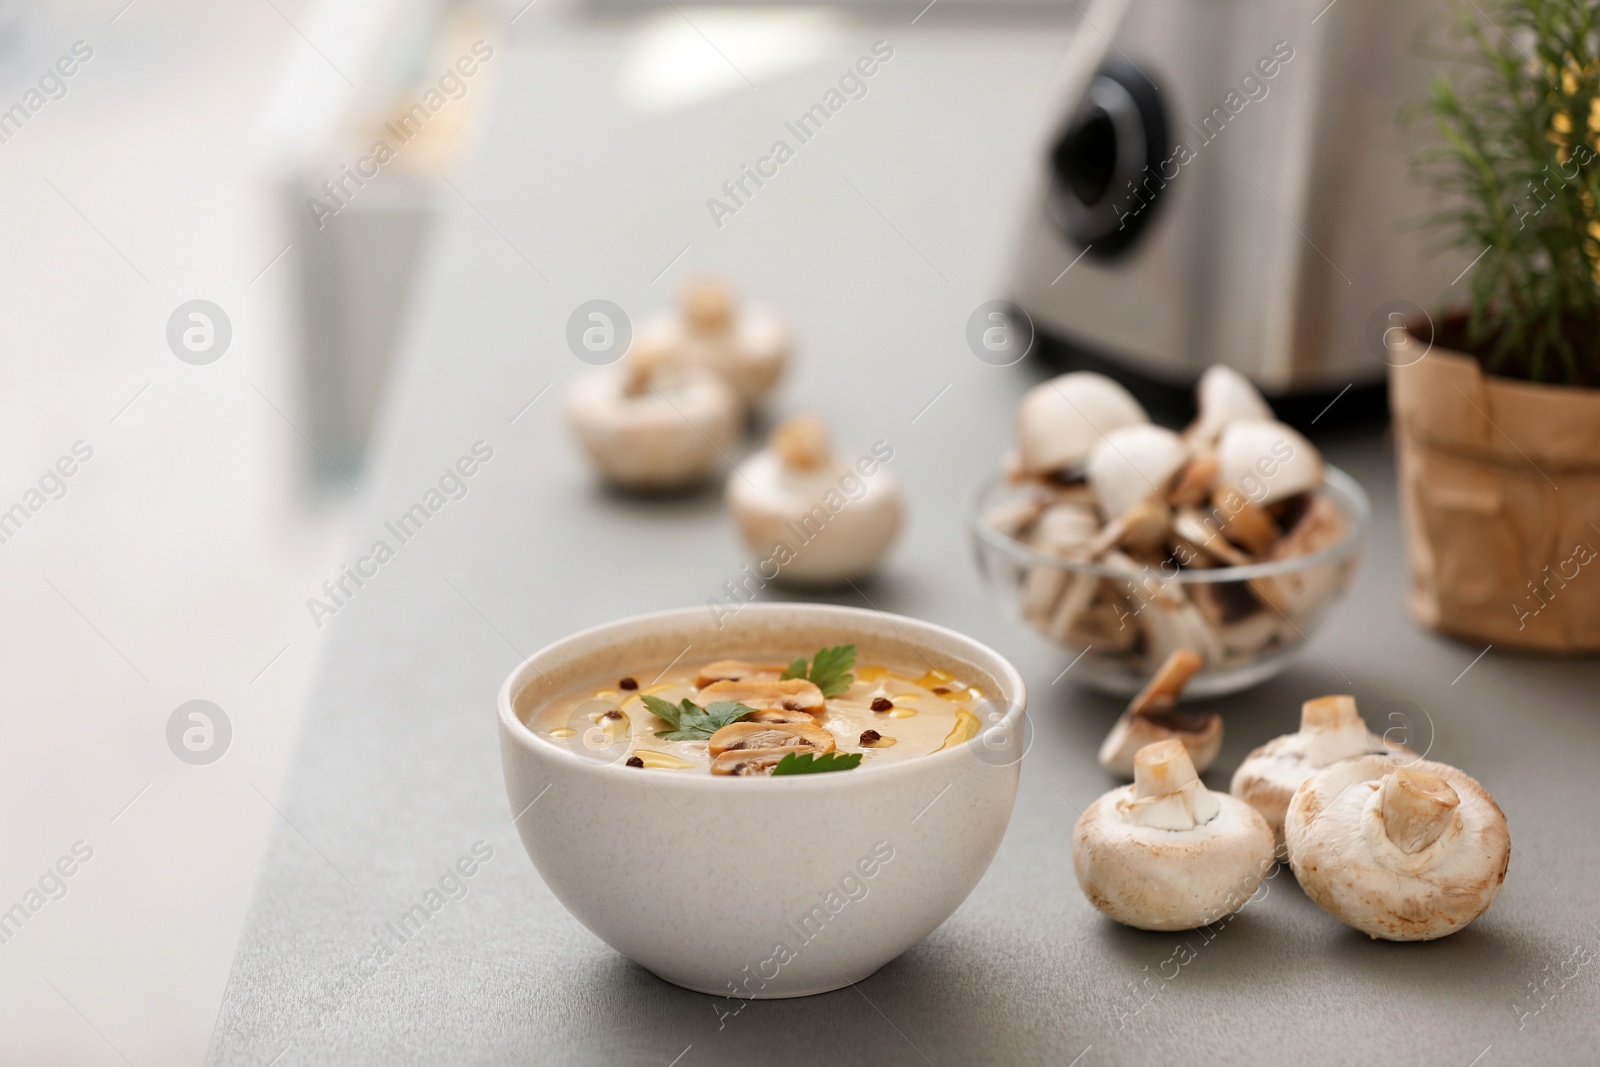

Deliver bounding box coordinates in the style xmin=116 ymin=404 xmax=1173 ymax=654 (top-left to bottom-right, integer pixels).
xmin=1046 ymin=56 xmax=1168 ymax=260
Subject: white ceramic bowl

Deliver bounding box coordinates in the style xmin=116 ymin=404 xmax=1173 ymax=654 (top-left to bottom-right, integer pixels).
xmin=498 ymin=603 xmax=1027 ymax=998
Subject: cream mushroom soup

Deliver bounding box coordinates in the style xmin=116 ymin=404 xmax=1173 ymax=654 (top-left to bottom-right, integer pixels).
xmin=531 ymin=645 xmax=984 ymax=775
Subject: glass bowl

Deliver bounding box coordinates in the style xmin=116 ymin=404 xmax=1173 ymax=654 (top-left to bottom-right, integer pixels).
xmin=968 ymin=466 xmax=1370 ymax=698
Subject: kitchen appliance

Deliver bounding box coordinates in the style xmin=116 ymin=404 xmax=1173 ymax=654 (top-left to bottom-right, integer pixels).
xmin=1007 ymin=0 xmax=1464 ymax=401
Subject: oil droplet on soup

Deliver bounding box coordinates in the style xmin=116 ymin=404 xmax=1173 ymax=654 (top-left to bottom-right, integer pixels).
xmin=937 ymin=709 xmax=982 ymax=750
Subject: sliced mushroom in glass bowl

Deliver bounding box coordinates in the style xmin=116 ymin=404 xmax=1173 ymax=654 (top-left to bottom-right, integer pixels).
xmin=969 ymin=367 xmax=1371 ymax=698
xmin=969 ymin=465 xmax=1369 ymax=698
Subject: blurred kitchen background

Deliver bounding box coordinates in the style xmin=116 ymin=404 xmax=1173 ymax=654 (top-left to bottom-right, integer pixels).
xmin=0 ymin=1 xmax=1061 ymax=1061
xmin=0 ymin=0 xmax=1469 ymax=1060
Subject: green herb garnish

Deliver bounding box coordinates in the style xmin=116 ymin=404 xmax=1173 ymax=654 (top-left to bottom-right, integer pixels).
xmin=780 ymin=644 xmax=857 ymax=699
xmin=642 ymin=694 xmax=757 ymax=741
xmin=771 ymin=751 xmax=864 ymax=776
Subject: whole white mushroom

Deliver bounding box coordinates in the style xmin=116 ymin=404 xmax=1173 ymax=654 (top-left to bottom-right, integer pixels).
xmin=565 ymin=336 xmax=740 ymax=491
xmin=726 ymin=414 xmax=902 ymax=585
xmin=1230 ymin=694 xmax=1412 ymax=857
xmin=676 ymin=277 xmax=788 ymax=409
xmin=1073 ymin=739 xmax=1275 ymax=931
xmin=1017 ymin=372 xmax=1148 ymax=478
xmin=1286 ymin=756 xmax=1510 ymax=940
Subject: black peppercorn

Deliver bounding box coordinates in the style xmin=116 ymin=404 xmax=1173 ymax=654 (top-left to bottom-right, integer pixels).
xmin=619 ymin=677 xmax=638 ymax=690
xmin=871 ymin=697 xmax=893 ymax=712
xmin=860 ymin=729 xmax=881 ymax=746
xmin=625 ymin=755 xmax=644 ymax=768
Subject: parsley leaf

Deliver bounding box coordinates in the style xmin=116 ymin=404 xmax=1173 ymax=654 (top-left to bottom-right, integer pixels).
xmin=771 ymin=751 xmax=864 ymax=776
xmin=780 ymin=644 xmax=857 ymax=698
xmin=641 ymin=694 xmax=756 ymax=741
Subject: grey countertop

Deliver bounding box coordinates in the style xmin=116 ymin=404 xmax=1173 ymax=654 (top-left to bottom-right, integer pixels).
xmin=209 ymin=17 xmax=1600 ymax=1066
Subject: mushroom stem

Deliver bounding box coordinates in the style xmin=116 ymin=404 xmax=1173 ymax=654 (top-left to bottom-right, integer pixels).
xmin=1127 ymin=648 xmax=1205 ymax=719
xmin=1301 ymin=694 xmax=1359 ymax=730
xmin=1213 ymin=492 xmax=1279 ymax=553
xmin=1124 ymin=739 xmax=1221 ymax=829
xmin=1300 ymin=694 xmax=1371 ymax=767
xmin=684 ymin=278 xmax=733 ymax=334
xmin=771 ymin=415 xmax=831 ymax=472
xmin=622 ymin=336 xmax=676 ymax=397
xmin=1169 ymin=451 xmax=1219 ymax=508
xmin=1133 ymin=738 xmax=1198 ymax=800
xmin=1173 ymin=507 xmax=1252 ymax=566
xmin=1379 ymin=767 xmax=1460 ymax=854
xmin=1097 ymin=649 xmax=1221 ymax=778
xmin=1086 ymin=498 xmax=1171 ymax=557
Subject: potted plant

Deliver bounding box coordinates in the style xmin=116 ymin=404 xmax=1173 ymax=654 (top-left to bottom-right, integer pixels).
xmin=1390 ymin=0 xmax=1600 ymax=651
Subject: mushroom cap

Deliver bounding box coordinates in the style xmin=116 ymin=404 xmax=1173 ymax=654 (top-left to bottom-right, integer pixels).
xmin=694 ymin=660 xmax=786 ymax=688
xmin=726 ymin=428 xmax=903 ymax=585
xmin=1073 ymin=781 xmax=1274 ymax=931
xmin=643 ymin=281 xmax=789 ymax=408
xmin=697 ymin=677 xmax=826 ymax=716
xmin=1189 ymin=365 xmax=1274 ymax=444
xmin=565 ymin=363 xmax=740 ymax=490
xmin=1017 ymin=372 xmax=1148 ymax=477
xmin=1099 ymin=710 xmax=1223 ymax=778
xmin=731 ymin=307 xmax=789 ymax=404
xmin=1285 ymin=756 xmax=1510 ymax=940
xmin=711 ymin=747 xmax=792 ymax=775
xmin=707 ymin=720 xmax=834 ymax=756
xmin=1086 ymin=424 xmax=1189 ymax=521
xmin=1215 ymin=419 xmax=1324 ymax=506
xmin=1231 ymin=697 xmax=1413 ymax=857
